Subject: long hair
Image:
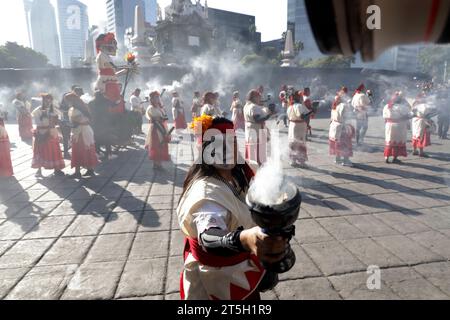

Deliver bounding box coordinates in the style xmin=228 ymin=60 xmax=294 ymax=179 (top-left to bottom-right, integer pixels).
xmin=179 ymin=118 xmax=253 ymax=203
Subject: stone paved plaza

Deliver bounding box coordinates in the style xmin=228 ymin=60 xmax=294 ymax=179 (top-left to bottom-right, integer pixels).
xmin=1 ymin=115 xmax=450 ymax=300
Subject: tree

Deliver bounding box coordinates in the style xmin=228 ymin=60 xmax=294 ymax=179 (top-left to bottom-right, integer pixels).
xmin=240 ymin=53 xmax=267 ymax=66
xmin=299 ymin=55 xmax=355 ymax=68
xmin=418 ymin=45 xmax=450 ymax=80
xmin=0 ymin=42 xmax=49 ymax=69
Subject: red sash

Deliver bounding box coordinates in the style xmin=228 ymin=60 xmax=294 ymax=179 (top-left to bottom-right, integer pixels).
xmin=183 ymin=237 xmax=250 ymax=268
xmin=99 ymin=68 xmax=115 ymax=76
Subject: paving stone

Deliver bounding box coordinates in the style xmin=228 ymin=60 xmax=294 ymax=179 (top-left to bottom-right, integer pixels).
xmin=23 ymin=216 xmax=74 ymax=239
xmin=413 ymin=262 xmax=450 ymax=296
xmin=0 ymin=240 xmax=14 ymax=256
xmin=300 ymin=199 xmax=337 ymax=218
xmin=373 ymin=235 xmax=444 ymax=265
xmin=150 ymin=184 xmax=174 ymax=196
xmin=371 ymin=194 xmax=425 ymax=211
xmin=0 ymin=218 xmax=40 ymax=240
xmin=165 ymin=292 xmax=180 ymax=300
xmin=302 ymin=241 xmax=366 ymax=276
xmin=138 ymin=210 xmax=171 ymax=232
xmin=170 ymin=230 xmax=185 ymax=257
xmin=0 ymin=239 xmax=54 ymax=269
xmin=115 ymin=258 xmax=166 ymax=298
xmin=407 ymin=231 xmax=450 ymax=259
xmin=260 ymin=290 xmax=278 ymax=300
xmin=279 ymin=244 xmax=322 ymax=281
xmin=345 ymin=215 xmax=398 ymax=237
xmin=0 ymin=268 xmax=30 ymax=299
xmin=328 ymin=271 xmax=400 ymax=300
xmin=101 ymin=212 xmax=142 ymax=234
xmin=124 ymin=185 xmax=151 ymax=198
xmin=129 ymin=232 xmax=169 ymax=260
xmin=373 ymin=212 xmax=432 ymax=234
xmin=85 ymin=233 xmax=134 ymax=263
xmin=322 ymin=198 xmax=365 ymax=216
xmin=63 ymin=214 xmax=108 ymax=237
xmin=14 ymin=201 xmax=62 ymax=218
xmin=166 ymin=256 xmax=184 ymax=294
xmin=341 ymin=238 xmax=403 ymax=268
xmin=381 ymin=267 xmax=449 ymax=300
xmin=275 ymin=278 xmax=341 ymax=300
xmin=38 ymin=236 xmax=95 ymax=266
xmin=49 ymin=199 xmax=90 ymax=216
xmin=5 ymin=265 xmax=77 ymax=300
xmin=410 ymin=208 xmax=450 ymax=230
xmin=350 ymin=196 xmax=395 ymax=213
xmin=119 ymin=295 xmax=164 ymax=300
xmin=294 ymin=219 xmax=334 ymax=244
xmin=61 ymin=261 xmax=125 ymax=300
xmin=113 ymin=197 xmax=146 ymax=213
xmin=317 ymin=217 xmax=365 ymax=240
xmin=80 ymin=196 xmax=117 ymax=214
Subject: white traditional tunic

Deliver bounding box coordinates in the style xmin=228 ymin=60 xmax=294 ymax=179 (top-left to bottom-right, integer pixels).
xmin=352 ymin=93 xmax=370 ymax=121
xmin=383 ymin=103 xmax=412 ymax=157
xmin=412 ymin=104 xmax=434 ymax=149
xmin=145 ymin=105 xmax=170 ymax=161
xmin=69 ymin=108 xmax=96 ymax=149
xmin=94 ymin=51 xmax=118 ymax=94
xmin=329 ymin=101 xmax=355 ymax=158
xmin=329 ymin=102 xmax=353 ymax=142
xmin=244 ymin=102 xmax=270 ymax=167
xmin=201 ymin=104 xmax=222 ymax=117
xmin=177 ymin=176 xmax=265 ymax=300
xmin=288 ymin=103 xmax=309 ymax=163
xmin=69 ymin=107 xmax=98 ymax=168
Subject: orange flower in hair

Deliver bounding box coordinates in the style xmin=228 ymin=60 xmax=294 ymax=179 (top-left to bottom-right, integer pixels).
xmin=190 ymin=114 xmax=213 ymax=135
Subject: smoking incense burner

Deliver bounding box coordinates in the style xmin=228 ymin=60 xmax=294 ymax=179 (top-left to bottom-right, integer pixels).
xmin=246 ymin=182 xmax=302 ymax=273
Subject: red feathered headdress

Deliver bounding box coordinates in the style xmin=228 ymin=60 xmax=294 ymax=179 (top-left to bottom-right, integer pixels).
xmin=96 ymin=33 xmax=116 ymax=53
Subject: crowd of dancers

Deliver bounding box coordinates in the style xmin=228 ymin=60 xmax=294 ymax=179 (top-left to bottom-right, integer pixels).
xmin=1 ymin=80 xmax=450 ymax=179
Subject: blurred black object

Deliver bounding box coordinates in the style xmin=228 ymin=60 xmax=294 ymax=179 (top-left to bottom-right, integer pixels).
xmin=305 ymin=0 xmax=450 ymax=61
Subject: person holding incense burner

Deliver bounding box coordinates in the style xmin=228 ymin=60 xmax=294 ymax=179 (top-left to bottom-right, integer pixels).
xmin=145 ymin=91 xmax=171 ymax=169
xmin=329 ymin=87 xmax=355 ymax=167
xmin=288 ymin=90 xmax=314 ymax=168
xmin=177 ymin=116 xmax=285 ymax=300
xmin=244 ymin=89 xmax=274 ymax=167
xmin=383 ymin=91 xmax=413 ymax=164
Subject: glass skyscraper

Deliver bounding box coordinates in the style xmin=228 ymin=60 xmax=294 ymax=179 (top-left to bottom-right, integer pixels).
xmin=55 ymin=0 xmax=89 ymax=68
xmin=287 ymin=0 xmax=324 ymax=59
xmin=24 ymin=0 xmax=61 ymax=66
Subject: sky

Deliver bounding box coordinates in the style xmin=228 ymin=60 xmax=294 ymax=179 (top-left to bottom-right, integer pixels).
xmin=0 ymin=0 xmax=287 ymax=47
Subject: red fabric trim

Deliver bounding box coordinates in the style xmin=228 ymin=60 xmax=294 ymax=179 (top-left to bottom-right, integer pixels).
xmin=32 ymin=136 xmax=65 ymax=170
xmin=0 ymin=137 xmax=13 ymax=177
xmin=384 ymin=146 xmax=408 ymax=158
xmin=424 ymin=0 xmax=441 ymax=41
xmin=71 ymin=136 xmax=98 ymax=169
xmin=412 ymin=129 xmax=431 ymax=149
xmin=185 ymin=237 xmax=250 ymax=267
xmin=99 ymin=68 xmax=115 ymax=76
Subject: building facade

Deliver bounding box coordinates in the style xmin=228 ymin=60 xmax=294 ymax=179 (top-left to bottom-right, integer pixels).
xmin=55 ymin=0 xmax=89 ymax=68
xmin=24 ymin=0 xmax=61 ymax=66
xmin=353 ymin=45 xmax=422 ymax=73
xmin=106 ymin=0 xmax=150 ymax=47
xmin=144 ymin=0 xmax=158 ymax=26
xmin=207 ymin=7 xmax=261 ymax=50
xmin=287 ymin=0 xmax=324 ymax=60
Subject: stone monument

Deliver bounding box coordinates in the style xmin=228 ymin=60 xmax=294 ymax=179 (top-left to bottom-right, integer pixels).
xmin=281 ymin=29 xmax=296 ymax=67
xmin=151 ymin=0 xmax=213 ymax=65
xmin=131 ymin=5 xmax=153 ymax=66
